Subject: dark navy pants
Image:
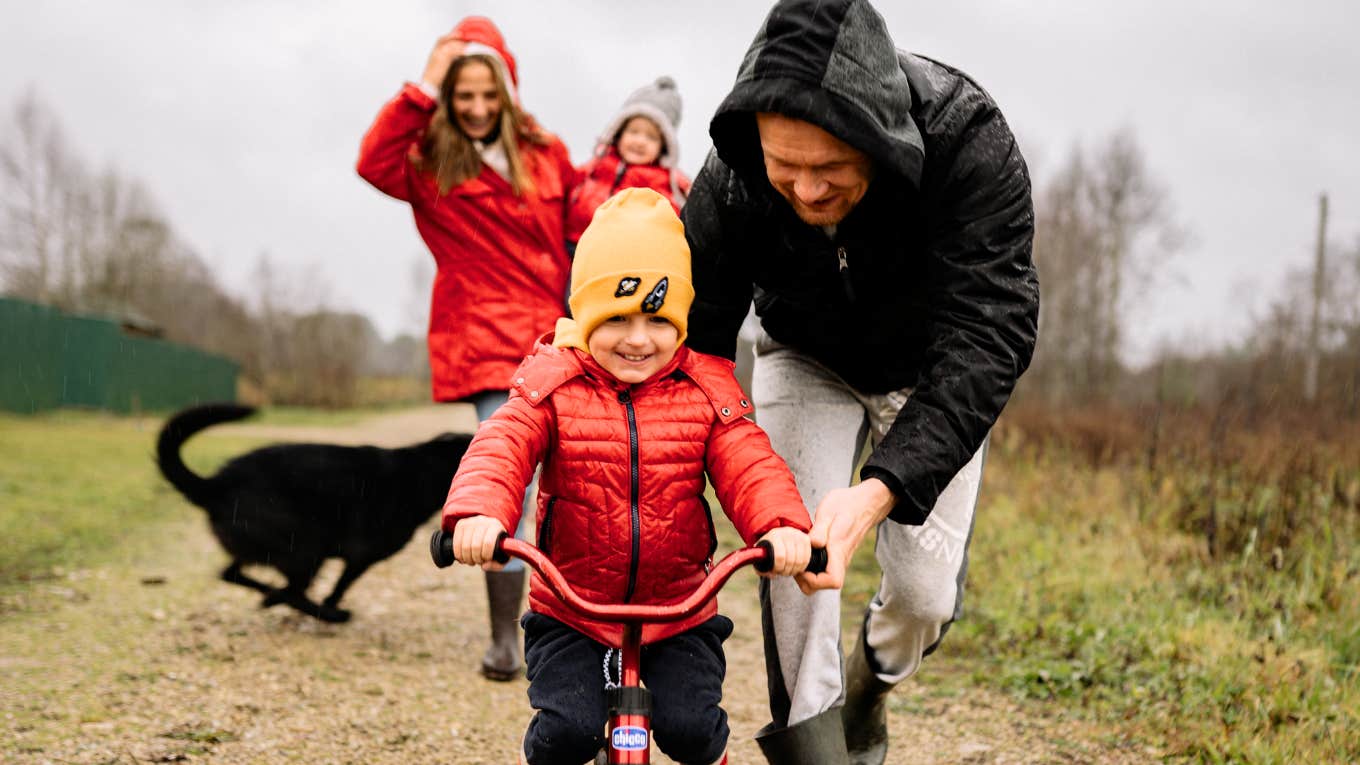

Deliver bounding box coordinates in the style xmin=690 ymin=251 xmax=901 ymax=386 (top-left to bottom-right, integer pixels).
xmin=521 ymin=612 xmax=733 ymax=765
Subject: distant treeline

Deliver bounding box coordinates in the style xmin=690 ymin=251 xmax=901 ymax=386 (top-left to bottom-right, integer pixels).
xmin=3 ymin=91 xmax=1358 ymax=415
xmin=0 ymin=92 xmax=428 ymax=407
xmin=1018 ymin=128 xmax=1360 ymax=419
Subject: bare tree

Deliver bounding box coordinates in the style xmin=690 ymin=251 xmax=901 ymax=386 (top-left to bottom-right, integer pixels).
xmin=1027 ymin=128 xmax=1185 ymax=401
xmin=1229 ymin=231 xmax=1360 ymax=416
xmin=1 ymin=90 xmax=421 ymax=408
xmin=0 ymin=91 xmax=85 ymax=303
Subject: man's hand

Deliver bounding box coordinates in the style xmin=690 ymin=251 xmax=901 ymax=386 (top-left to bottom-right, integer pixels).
xmin=452 ymin=515 xmax=507 ymax=571
xmin=794 ymin=478 xmax=895 ymax=593
xmin=421 ymin=34 xmax=467 ymax=92
xmin=756 ymin=526 xmax=812 ymax=579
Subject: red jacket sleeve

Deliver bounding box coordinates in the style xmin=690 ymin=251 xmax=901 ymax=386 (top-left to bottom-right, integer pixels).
xmin=551 ymin=138 xmax=583 ymax=221
xmin=705 ymin=417 xmax=811 ymax=544
xmin=356 ymin=83 xmax=436 ymax=202
xmin=441 ymin=394 xmax=553 ymax=534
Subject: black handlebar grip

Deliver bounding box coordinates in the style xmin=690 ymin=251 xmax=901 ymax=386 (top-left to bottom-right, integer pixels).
xmin=754 ymin=540 xmax=775 ymax=573
xmin=491 ymin=532 xmax=511 ymax=565
xmin=430 ymin=529 xmax=455 ymax=568
xmin=431 ymin=528 xmax=512 ymax=567
xmin=806 ymin=546 xmax=828 ymax=575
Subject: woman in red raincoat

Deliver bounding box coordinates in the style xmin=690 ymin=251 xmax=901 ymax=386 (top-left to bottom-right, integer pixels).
xmin=357 ymin=15 xmax=578 ymax=682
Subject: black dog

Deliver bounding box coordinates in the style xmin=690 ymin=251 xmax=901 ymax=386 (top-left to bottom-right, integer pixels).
xmin=156 ymin=403 xmax=470 ymax=622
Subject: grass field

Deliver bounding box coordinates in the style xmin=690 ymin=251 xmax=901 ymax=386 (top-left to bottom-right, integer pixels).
xmin=0 ymin=411 xmax=267 ymax=590
xmin=919 ymin=409 xmax=1360 ymax=764
xmin=2 ymin=406 xmax=1356 ymax=763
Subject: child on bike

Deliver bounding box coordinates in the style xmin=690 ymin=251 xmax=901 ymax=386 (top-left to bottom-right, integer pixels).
xmin=443 ymin=187 xmax=812 ymax=765
xmin=565 ymin=76 xmax=691 ymax=253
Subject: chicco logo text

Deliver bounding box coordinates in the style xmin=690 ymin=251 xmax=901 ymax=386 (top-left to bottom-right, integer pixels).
xmin=611 ymin=725 xmax=648 ymax=751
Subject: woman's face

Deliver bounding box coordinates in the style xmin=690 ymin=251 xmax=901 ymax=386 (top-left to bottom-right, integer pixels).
xmin=616 ymin=117 xmax=664 ymax=166
xmin=450 ymin=60 xmax=502 ymax=141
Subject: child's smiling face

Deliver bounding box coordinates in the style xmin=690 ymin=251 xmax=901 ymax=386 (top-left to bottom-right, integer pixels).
xmin=616 ymin=116 xmax=665 ymax=166
xmin=588 ymin=313 xmax=680 ymax=384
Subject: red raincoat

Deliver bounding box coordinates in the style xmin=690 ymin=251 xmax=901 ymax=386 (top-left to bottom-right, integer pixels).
xmin=357 ymin=83 xmax=578 ymax=402
xmin=565 ymin=147 xmax=691 ymax=244
xmin=441 ymin=339 xmax=809 ymax=646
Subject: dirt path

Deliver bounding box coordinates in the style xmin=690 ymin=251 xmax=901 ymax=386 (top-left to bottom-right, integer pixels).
xmin=1 ymin=409 xmax=1153 ymax=764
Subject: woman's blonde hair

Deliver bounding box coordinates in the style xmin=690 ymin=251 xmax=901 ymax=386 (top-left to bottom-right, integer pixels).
xmin=416 ymin=54 xmax=547 ymax=196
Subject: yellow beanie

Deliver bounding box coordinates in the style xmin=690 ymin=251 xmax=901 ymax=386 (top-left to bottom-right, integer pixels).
xmin=553 ymin=187 xmax=694 ymax=351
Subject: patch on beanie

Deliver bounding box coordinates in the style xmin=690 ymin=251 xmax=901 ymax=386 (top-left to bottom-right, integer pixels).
xmin=641 ymin=278 xmax=668 ymax=314
xmin=615 ymin=277 xmax=641 ymax=297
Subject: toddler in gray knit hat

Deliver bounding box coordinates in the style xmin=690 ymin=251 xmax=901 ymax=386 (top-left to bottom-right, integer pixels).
xmin=566 ymin=76 xmax=692 ymax=249
xmin=599 ymin=75 xmax=683 ymax=169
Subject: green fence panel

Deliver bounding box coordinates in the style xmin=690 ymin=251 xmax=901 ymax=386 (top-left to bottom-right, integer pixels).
xmin=56 ymin=313 xmax=119 ymax=410
xmin=106 ymin=334 xmax=238 ymax=412
xmin=0 ymin=299 xmax=64 ymax=413
xmin=0 ymin=297 xmax=238 ymax=414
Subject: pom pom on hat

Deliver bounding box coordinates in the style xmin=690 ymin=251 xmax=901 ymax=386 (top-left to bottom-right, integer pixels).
xmin=553 ymin=188 xmax=694 ymax=351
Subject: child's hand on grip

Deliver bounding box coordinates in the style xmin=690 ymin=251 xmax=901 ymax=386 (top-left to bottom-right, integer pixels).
xmin=757 ymin=526 xmax=812 ymax=578
xmin=452 ymin=515 xmax=506 ymax=570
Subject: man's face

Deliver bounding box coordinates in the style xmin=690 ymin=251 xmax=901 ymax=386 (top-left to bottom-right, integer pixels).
xmin=756 ymin=113 xmax=874 ymax=226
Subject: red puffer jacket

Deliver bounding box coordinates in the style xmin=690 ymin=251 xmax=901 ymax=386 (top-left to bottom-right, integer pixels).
xmin=442 ymin=339 xmax=809 ymax=646
xmin=564 ymin=147 xmax=691 ymax=244
xmin=357 ymin=83 xmax=579 ymax=402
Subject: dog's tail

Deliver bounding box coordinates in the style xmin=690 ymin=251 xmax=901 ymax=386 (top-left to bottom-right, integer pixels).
xmin=156 ymin=403 xmax=256 ymax=505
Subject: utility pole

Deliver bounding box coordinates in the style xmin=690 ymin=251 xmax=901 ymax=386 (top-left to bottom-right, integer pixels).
xmin=1304 ymin=193 xmax=1328 ymax=402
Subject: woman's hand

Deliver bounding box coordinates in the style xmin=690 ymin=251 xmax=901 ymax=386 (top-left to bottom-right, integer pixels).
xmin=757 ymin=526 xmax=812 ymax=579
xmin=421 ymin=34 xmax=467 ymax=91
xmin=452 ymin=515 xmax=507 ymax=570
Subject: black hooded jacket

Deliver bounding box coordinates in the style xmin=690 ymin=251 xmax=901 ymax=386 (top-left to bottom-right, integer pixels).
xmin=683 ymin=0 xmax=1040 ymax=525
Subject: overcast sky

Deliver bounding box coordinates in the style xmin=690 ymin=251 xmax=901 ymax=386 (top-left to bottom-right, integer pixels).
xmin=3 ymin=0 xmax=1357 ymax=364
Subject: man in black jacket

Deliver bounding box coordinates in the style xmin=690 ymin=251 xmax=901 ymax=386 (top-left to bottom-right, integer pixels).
xmin=683 ymin=1 xmax=1039 ymax=762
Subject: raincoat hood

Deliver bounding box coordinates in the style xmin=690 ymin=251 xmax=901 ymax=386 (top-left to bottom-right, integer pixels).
xmin=709 ymin=0 xmax=924 ymax=188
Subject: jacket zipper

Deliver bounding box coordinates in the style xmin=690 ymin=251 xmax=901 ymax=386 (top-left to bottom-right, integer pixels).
xmin=836 ymin=245 xmax=857 ymax=302
xmin=618 ymin=389 xmax=641 ymax=603
xmin=611 ymin=161 xmax=629 ymax=192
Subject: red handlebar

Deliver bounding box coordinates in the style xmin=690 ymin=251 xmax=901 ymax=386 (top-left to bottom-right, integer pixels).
xmin=430 ymin=528 xmax=826 ymax=624
xmin=499 ymin=537 xmax=768 ymax=624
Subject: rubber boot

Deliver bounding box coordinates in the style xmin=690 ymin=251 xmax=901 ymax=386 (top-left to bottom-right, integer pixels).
xmin=481 ymin=568 xmax=525 ymax=681
xmin=842 ymin=633 xmax=893 ymax=765
xmin=755 ymin=706 xmax=850 ymax=765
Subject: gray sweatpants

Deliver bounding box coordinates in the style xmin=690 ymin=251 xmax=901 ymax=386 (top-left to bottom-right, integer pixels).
xmin=751 ymin=332 xmax=986 ymax=728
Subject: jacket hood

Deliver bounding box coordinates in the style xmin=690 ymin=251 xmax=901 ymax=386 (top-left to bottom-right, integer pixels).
xmin=709 ymin=0 xmax=924 ymax=187
xmin=450 ymin=16 xmax=518 ymax=87
xmin=450 ymin=16 xmax=521 ymax=106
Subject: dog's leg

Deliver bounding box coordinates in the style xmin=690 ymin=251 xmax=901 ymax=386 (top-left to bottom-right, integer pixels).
xmin=221 ymin=561 xmax=273 ymax=595
xmin=265 ymin=587 xmax=351 ymax=623
xmin=262 ymin=560 xmax=351 ymax=623
xmin=320 ymin=559 xmax=375 ymax=615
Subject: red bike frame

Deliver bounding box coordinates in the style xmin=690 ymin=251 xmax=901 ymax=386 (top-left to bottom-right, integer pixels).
xmin=432 ymin=529 xmax=821 ymax=764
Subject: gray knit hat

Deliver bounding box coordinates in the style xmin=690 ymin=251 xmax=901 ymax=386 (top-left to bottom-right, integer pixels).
xmin=598 ymin=76 xmax=683 ymax=168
